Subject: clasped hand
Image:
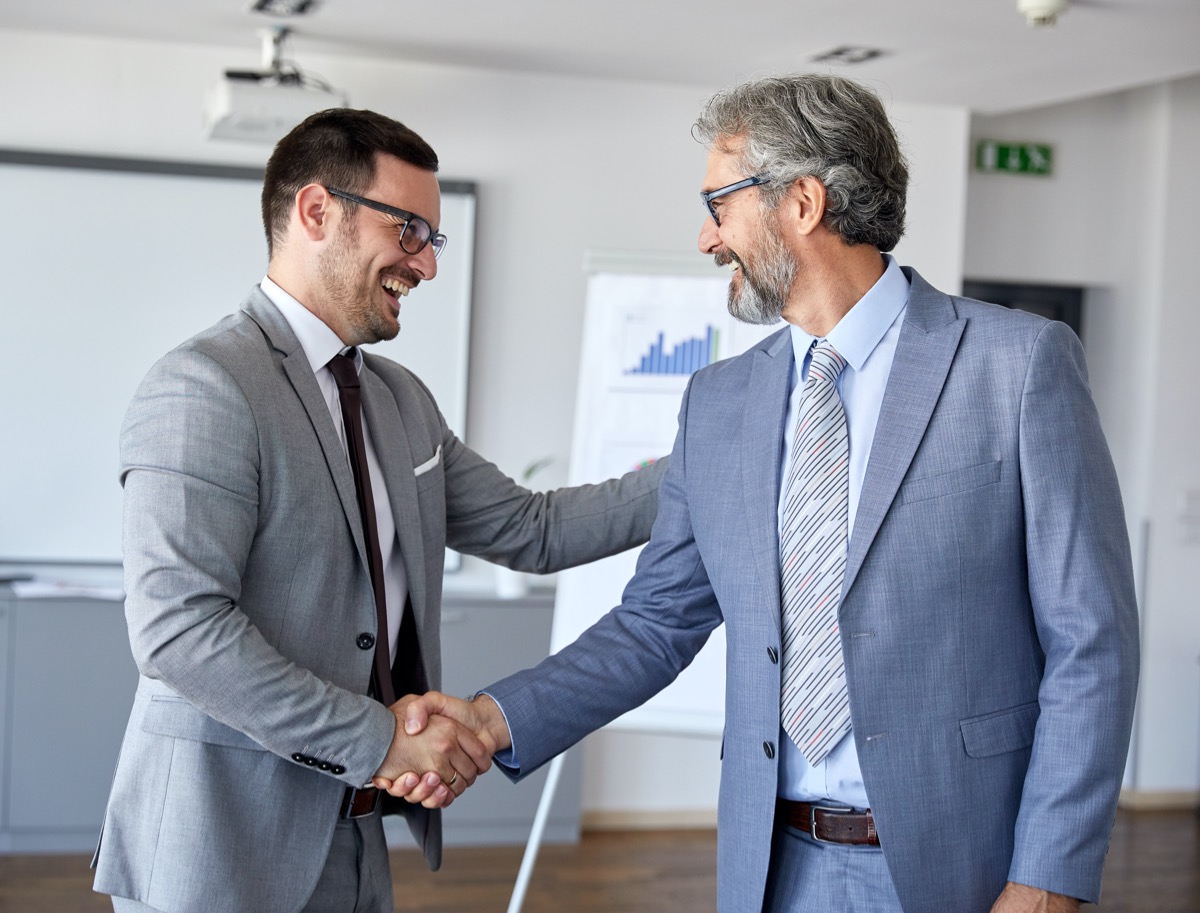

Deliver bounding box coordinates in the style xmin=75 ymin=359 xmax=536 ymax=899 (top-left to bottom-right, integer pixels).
xmin=371 ymin=692 xmax=509 ymax=809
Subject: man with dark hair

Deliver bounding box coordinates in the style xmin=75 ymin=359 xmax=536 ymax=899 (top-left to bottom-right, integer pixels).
xmin=399 ymin=75 xmax=1139 ymax=913
xmin=91 ymin=108 xmax=665 ymax=913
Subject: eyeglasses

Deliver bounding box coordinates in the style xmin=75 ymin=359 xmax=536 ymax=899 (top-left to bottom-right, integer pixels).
xmin=326 ymin=187 xmax=448 ymax=259
xmin=700 ymin=175 xmax=769 ymax=226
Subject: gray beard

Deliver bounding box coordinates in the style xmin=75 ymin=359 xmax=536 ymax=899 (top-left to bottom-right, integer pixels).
xmin=725 ymin=231 xmax=794 ymax=327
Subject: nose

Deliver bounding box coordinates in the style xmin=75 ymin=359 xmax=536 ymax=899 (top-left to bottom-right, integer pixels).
xmin=412 ymin=241 xmax=438 ymax=281
xmin=698 ymin=215 xmax=720 ymax=255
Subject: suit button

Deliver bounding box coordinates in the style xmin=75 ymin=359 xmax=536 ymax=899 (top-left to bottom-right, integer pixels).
xmin=357 ymin=633 xmax=375 ymax=650
xmin=331 ymin=765 xmax=346 ymax=776
xmin=291 ymin=753 xmax=304 ymax=763
xmin=767 ymin=646 xmax=779 ymax=664
xmin=763 ymin=741 xmax=775 ymax=759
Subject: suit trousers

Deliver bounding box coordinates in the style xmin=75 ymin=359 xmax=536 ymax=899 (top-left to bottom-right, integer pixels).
xmin=110 ymin=813 xmax=393 ymax=913
xmin=762 ymin=822 xmax=903 ymax=913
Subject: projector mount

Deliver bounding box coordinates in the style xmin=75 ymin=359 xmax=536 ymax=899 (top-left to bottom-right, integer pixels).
xmin=223 ymin=25 xmax=334 ymax=93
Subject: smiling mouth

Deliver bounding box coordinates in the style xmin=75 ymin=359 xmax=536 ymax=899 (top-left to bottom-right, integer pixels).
xmin=714 ymin=251 xmax=743 ymax=273
xmin=381 ymin=277 xmax=411 ymax=299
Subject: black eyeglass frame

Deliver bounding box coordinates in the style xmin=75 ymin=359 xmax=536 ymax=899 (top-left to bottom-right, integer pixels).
xmin=700 ymin=175 xmax=769 ymax=225
xmin=326 ymin=187 xmax=448 ymax=259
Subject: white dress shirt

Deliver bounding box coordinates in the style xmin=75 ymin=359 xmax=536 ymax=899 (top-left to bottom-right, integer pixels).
xmin=776 ymin=255 xmax=910 ymax=807
xmin=261 ymin=276 xmax=407 ymax=664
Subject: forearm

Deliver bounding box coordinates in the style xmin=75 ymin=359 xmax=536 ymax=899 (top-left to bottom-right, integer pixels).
xmin=442 ymin=435 xmax=667 ymax=573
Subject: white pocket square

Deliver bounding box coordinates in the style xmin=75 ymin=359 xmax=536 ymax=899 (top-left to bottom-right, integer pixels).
xmin=414 ymin=445 xmax=442 ymax=477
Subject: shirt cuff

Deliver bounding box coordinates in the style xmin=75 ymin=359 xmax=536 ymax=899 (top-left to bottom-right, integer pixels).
xmin=476 ymin=690 xmax=520 ymax=768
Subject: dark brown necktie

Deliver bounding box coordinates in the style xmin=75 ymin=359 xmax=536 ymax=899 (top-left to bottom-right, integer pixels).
xmin=327 ymin=349 xmax=396 ymax=707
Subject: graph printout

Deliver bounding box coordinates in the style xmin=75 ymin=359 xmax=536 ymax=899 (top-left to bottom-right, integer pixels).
xmin=551 ymin=270 xmax=781 ymax=735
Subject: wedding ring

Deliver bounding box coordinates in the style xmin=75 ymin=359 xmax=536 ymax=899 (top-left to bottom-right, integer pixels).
xmin=447 ymin=771 xmax=459 ymax=787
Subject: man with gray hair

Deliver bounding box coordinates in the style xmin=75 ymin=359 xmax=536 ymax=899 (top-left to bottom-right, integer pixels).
xmin=396 ymin=74 xmax=1139 ymax=913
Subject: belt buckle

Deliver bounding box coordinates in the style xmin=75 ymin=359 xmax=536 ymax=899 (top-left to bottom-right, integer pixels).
xmin=341 ymin=786 xmax=382 ymax=820
xmin=809 ymin=802 xmax=855 ymax=844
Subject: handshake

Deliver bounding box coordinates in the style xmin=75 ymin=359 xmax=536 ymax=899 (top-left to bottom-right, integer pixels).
xmin=370 ymin=691 xmax=512 ymax=809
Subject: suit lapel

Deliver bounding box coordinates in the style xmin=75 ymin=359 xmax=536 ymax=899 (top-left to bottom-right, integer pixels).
xmin=360 ymin=368 xmax=429 ymax=623
xmin=743 ymin=329 xmax=793 ymax=639
xmin=842 ymin=270 xmax=965 ymax=600
xmin=242 ymin=290 xmax=368 ymax=564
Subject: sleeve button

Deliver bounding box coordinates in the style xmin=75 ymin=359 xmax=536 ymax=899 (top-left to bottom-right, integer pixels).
xmin=332 ymin=765 xmax=346 ymax=776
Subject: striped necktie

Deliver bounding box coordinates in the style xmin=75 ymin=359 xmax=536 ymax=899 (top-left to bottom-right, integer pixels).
xmin=780 ymin=340 xmax=851 ymax=766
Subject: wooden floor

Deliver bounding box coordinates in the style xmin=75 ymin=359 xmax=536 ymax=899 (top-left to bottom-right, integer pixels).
xmin=0 ymin=810 xmax=1194 ymax=912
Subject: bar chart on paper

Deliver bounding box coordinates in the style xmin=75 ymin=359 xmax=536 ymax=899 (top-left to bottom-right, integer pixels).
xmin=554 ymin=267 xmax=783 ymax=735
xmin=626 ymin=325 xmax=720 ymax=376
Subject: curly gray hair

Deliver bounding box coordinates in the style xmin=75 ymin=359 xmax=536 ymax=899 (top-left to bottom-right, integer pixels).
xmin=694 ymin=74 xmax=908 ymax=252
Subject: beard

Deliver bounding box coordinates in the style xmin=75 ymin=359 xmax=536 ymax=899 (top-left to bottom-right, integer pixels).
xmin=716 ymin=218 xmax=795 ymax=326
xmin=316 ymin=217 xmax=401 ymax=345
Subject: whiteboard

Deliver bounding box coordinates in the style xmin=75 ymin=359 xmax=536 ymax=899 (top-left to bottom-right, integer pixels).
xmin=551 ymin=259 xmax=780 ymax=736
xmin=0 ymin=151 xmax=475 ymax=563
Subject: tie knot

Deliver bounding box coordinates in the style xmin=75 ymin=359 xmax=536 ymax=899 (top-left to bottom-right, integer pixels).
xmin=328 ymin=349 xmax=360 ymax=390
xmin=808 ymin=341 xmax=847 ymax=386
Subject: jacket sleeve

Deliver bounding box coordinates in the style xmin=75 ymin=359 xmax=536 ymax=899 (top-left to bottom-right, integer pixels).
xmin=482 ymin=378 xmax=721 ymax=776
xmin=1007 ymin=320 xmax=1140 ymax=901
xmin=439 ymin=419 xmax=668 ymax=575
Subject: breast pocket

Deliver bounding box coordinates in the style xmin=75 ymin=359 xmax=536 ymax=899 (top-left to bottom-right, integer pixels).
xmin=897 ymin=459 xmax=1002 ymax=506
xmin=412 ymin=444 xmax=444 ymax=496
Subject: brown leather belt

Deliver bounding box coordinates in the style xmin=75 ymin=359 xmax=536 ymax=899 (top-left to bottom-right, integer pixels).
xmin=776 ymin=799 xmax=880 ymax=846
xmin=341 ymin=786 xmax=382 ymax=819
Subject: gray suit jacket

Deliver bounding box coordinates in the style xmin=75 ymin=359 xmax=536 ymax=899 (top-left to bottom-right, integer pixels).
xmin=487 ymin=269 xmax=1139 ymax=913
xmin=92 ymin=288 xmax=664 ymax=913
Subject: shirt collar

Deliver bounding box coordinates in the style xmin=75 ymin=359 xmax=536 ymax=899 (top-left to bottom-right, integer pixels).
xmin=788 ymin=254 xmax=910 ymax=371
xmin=260 ymin=276 xmax=361 ymax=375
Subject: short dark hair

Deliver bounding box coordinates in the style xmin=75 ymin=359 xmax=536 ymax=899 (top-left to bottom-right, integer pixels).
xmin=261 ymin=108 xmax=439 ymax=258
xmin=695 ymin=75 xmax=908 ymax=252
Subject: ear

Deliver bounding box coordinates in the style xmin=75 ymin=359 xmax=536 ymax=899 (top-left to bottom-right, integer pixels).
xmin=777 ymin=176 xmax=828 ymax=238
xmin=294 ymin=183 xmax=337 ymax=242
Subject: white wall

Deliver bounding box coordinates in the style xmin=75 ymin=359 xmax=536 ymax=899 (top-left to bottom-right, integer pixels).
xmin=0 ymin=28 xmax=971 ymax=820
xmin=966 ymin=76 xmax=1200 ymax=796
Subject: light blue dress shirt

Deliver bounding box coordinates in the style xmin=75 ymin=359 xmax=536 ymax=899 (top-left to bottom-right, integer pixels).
xmin=776 ymin=255 xmax=909 ymax=807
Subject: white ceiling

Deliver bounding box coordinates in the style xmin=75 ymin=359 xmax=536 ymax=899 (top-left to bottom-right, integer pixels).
xmin=2 ymin=0 xmax=1198 ymax=114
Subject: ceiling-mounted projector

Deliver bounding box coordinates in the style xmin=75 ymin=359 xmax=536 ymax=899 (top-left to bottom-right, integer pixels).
xmin=203 ymin=26 xmax=347 ymax=144
xmin=1017 ymin=0 xmax=1070 ymax=27
xmin=204 ymin=76 xmax=346 ymax=143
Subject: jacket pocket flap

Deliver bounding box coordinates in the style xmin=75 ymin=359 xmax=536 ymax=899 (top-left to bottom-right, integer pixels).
xmin=898 ymin=459 xmax=1002 ymax=505
xmin=142 ymin=697 xmax=267 ymax=751
xmin=960 ymin=701 xmax=1039 ymax=758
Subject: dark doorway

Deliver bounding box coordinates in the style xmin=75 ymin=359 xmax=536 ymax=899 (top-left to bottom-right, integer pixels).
xmin=962 ymin=280 xmax=1084 ymax=341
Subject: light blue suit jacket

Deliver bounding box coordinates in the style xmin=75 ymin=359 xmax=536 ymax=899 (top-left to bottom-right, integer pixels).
xmin=488 ymin=269 xmax=1139 ymax=913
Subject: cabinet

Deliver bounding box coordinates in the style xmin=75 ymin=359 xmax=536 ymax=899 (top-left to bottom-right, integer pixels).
xmin=0 ymin=591 xmax=137 ymax=852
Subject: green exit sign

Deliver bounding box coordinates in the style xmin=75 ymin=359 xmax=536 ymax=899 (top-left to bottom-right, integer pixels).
xmin=975 ymin=140 xmax=1054 ymax=176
